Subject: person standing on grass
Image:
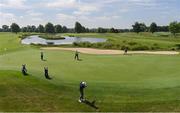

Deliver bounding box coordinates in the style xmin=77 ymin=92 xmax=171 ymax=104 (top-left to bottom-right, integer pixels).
xmin=124 ymin=48 xmax=128 ymax=55
xmin=22 ymin=64 xmax=27 ymax=75
xmin=79 ymin=81 xmax=87 ymax=103
xmin=44 ymin=67 xmax=51 ymax=79
xmin=41 ymin=51 xmax=44 ymax=61
xmin=74 ymin=50 xmax=79 ymax=60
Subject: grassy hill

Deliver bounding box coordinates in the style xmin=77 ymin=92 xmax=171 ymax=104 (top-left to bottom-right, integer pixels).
xmin=0 ymin=32 xmax=180 ymax=111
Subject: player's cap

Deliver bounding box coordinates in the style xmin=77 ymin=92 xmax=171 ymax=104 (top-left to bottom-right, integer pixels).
xmin=82 ymin=82 xmax=87 ymax=87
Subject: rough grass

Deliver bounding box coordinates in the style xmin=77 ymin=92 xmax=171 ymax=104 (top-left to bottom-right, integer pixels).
xmin=0 ymin=32 xmax=180 ymax=111
xmin=64 ymin=32 xmax=180 ymax=50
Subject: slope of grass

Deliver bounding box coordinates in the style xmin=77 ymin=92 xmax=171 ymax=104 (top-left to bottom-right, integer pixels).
xmin=0 ymin=32 xmax=32 ymax=55
xmin=0 ymin=48 xmax=180 ymax=111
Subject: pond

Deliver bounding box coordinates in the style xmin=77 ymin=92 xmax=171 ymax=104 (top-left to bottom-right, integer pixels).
xmin=21 ymin=35 xmax=107 ymax=45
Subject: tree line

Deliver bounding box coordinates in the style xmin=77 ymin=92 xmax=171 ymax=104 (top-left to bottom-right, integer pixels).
xmin=132 ymin=21 xmax=180 ymax=35
xmin=0 ymin=21 xmax=180 ymax=35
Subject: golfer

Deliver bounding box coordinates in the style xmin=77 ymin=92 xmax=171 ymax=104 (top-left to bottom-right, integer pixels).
xmin=41 ymin=51 xmax=44 ymax=60
xmin=79 ymin=81 xmax=87 ymax=103
xmin=74 ymin=50 xmax=79 ymax=60
xmin=124 ymin=48 xmax=128 ymax=55
xmin=22 ymin=64 xmax=27 ymax=75
xmin=44 ymin=67 xmax=51 ymax=79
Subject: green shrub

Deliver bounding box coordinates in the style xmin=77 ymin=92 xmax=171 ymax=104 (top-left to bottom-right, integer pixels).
xmin=128 ymin=41 xmax=137 ymax=46
xmin=73 ymin=42 xmax=79 ymax=46
xmin=82 ymin=42 xmax=92 ymax=47
xmin=68 ymin=35 xmax=75 ymax=37
xmin=132 ymin=45 xmax=150 ymax=50
xmin=101 ymin=42 xmax=114 ymax=49
xmin=121 ymin=45 xmax=130 ymax=50
xmin=92 ymin=42 xmax=104 ymax=48
xmin=175 ymin=44 xmax=180 ymax=50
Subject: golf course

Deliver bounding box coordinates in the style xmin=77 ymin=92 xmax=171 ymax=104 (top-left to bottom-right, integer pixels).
xmin=0 ymin=32 xmax=180 ymax=112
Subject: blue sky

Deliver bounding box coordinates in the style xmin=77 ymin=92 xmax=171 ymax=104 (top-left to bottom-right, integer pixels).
xmin=0 ymin=0 xmax=180 ymax=28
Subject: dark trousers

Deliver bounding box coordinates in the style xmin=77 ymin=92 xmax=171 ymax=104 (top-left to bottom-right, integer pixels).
xmin=75 ymin=54 xmax=79 ymax=60
xmin=45 ymin=72 xmax=51 ymax=79
xmin=22 ymin=70 xmax=27 ymax=75
xmin=80 ymin=89 xmax=84 ymax=100
xmin=41 ymin=55 xmax=43 ymax=60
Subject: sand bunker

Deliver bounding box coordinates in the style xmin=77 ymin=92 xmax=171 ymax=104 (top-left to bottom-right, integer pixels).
xmin=41 ymin=47 xmax=179 ymax=55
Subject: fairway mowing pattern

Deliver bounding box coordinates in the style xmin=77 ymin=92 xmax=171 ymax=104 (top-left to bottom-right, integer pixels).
xmin=0 ymin=48 xmax=180 ymax=111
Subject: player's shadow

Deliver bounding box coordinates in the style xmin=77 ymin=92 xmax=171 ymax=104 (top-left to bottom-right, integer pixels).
xmin=45 ymin=75 xmax=52 ymax=80
xmin=22 ymin=72 xmax=29 ymax=76
xmin=77 ymin=59 xmax=83 ymax=61
xmin=83 ymin=100 xmax=99 ymax=110
xmin=23 ymin=73 xmax=29 ymax=76
xmin=42 ymin=59 xmax=47 ymax=61
xmin=123 ymin=53 xmax=132 ymax=56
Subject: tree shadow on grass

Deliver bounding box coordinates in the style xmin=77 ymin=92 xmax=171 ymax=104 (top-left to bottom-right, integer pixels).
xmin=82 ymin=100 xmax=99 ymax=110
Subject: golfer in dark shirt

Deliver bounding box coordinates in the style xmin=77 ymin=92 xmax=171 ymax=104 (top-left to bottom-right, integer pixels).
xmin=124 ymin=48 xmax=128 ymax=54
xmin=44 ymin=67 xmax=51 ymax=79
xmin=22 ymin=64 xmax=27 ymax=75
xmin=41 ymin=52 xmax=44 ymax=60
xmin=74 ymin=50 xmax=79 ymax=60
xmin=79 ymin=81 xmax=87 ymax=102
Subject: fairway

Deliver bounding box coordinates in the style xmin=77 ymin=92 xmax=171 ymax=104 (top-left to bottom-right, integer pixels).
xmin=0 ymin=33 xmax=180 ymax=111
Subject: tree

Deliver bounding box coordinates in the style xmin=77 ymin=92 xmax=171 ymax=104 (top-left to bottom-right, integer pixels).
xmin=31 ymin=25 xmax=37 ymax=32
xmin=75 ymin=22 xmax=82 ymax=33
xmin=132 ymin=22 xmax=141 ymax=33
xmin=10 ymin=23 xmax=20 ymax=34
xmin=149 ymin=22 xmax=157 ymax=33
xmin=132 ymin=22 xmax=147 ymax=33
xmin=37 ymin=24 xmax=44 ymax=33
xmin=55 ymin=24 xmax=62 ymax=33
xmin=45 ymin=22 xmax=55 ymax=33
xmin=81 ymin=26 xmax=86 ymax=33
xmin=2 ymin=25 xmax=9 ymax=32
xmin=169 ymin=21 xmax=179 ymax=36
xmin=85 ymin=28 xmax=89 ymax=33
xmin=62 ymin=26 xmax=68 ymax=33
xmin=27 ymin=25 xmax=32 ymax=32
xmin=139 ymin=23 xmax=147 ymax=32
xmin=157 ymin=26 xmax=169 ymax=32
xmin=98 ymin=27 xmax=107 ymax=33
xmin=110 ymin=28 xmax=115 ymax=33
xmin=21 ymin=27 xmax=28 ymax=32
xmin=178 ymin=22 xmax=180 ymax=32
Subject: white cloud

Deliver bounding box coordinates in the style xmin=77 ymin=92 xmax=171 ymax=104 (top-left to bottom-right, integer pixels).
xmin=55 ymin=12 xmax=121 ymax=28
xmin=31 ymin=18 xmax=43 ymax=21
xmin=46 ymin=0 xmax=77 ymax=8
xmin=45 ymin=0 xmax=100 ymax=16
xmin=56 ymin=13 xmax=75 ymax=20
xmin=26 ymin=10 xmax=43 ymax=16
xmin=0 ymin=10 xmax=44 ymax=27
xmin=0 ymin=0 xmax=29 ymax=9
xmin=0 ymin=12 xmax=16 ymax=26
